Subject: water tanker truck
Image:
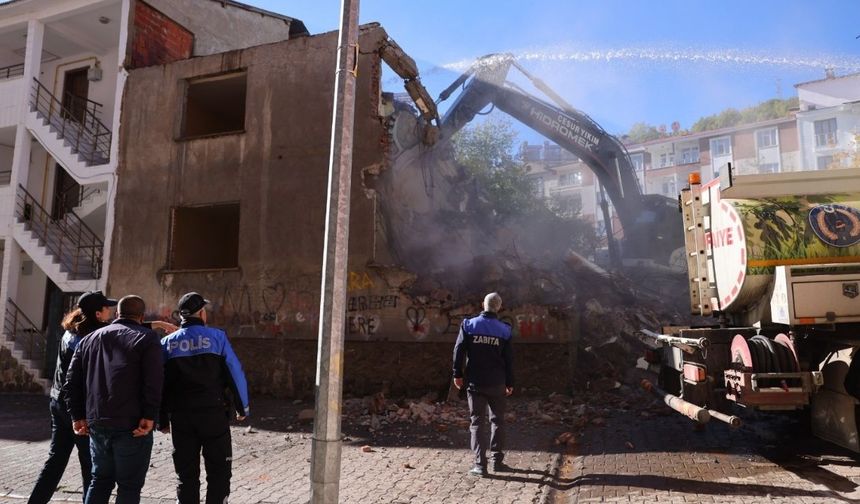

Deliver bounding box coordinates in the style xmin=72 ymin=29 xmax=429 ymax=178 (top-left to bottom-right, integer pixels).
xmin=644 ymin=166 xmax=860 ymax=451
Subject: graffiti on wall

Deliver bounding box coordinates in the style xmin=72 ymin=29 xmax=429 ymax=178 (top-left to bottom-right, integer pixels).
xmin=147 ymin=271 xmax=565 ymax=342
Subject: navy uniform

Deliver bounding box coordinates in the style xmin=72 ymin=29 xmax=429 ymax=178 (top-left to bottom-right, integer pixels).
xmin=160 ymin=292 xmax=249 ymax=504
xmin=452 ymin=305 xmax=513 ymax=475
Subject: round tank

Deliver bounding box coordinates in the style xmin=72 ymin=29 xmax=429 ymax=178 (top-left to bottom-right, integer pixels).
xmin=707 ymin=189 xmax=860 ymax=313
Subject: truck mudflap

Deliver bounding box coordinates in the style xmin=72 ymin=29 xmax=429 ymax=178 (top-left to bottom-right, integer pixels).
xmin=724 ymin=369 xmax=823 ymax=409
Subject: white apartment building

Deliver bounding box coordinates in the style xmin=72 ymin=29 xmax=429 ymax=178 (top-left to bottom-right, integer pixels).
xmin=521 ymin=141 xmax=603 ymax=230
xmin=0 ymin=0 xmax=304 ymax=390
xmin=521 ymin=115 xmax=800 ymax=241
xmin=795 ymin=72 xmax=860 ymax=171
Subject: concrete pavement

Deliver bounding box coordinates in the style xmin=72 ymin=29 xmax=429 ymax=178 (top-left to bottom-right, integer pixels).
xmin=0 ymin=394 xmax=564 ymax=504
xmin=2 ymin=393 xmax=860 ymax=503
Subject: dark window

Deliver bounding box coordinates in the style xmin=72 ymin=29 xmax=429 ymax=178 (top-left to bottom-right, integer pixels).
xmin=169 ymin=203 xmax=240 ymax=270
xmin=181 ymin=71 xmax=247 ymax=138
xmin=813 ymin=118 xmax=837 ymax=148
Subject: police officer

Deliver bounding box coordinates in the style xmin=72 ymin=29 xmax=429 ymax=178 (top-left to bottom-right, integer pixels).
xmin=159 ymin=292 xmax=249 ymax=504
xmin=452 ymin=292 xmax=514 ymax=477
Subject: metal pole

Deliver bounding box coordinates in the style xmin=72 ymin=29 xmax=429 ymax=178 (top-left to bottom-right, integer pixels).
xmin=310 ymin=0 xmax=359 ymax=502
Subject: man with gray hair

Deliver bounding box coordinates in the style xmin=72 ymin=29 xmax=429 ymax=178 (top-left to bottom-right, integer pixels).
xmin=452 ymin=292 xmax=514 ymax=477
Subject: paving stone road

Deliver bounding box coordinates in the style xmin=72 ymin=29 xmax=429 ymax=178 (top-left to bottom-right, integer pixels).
xmin=0 ymin=395 xmax=563 ymax=504
xmin=1 ymin=394 xmax=859 ymax=503
xmin=551 ymin=412 xmax=860 ymax=504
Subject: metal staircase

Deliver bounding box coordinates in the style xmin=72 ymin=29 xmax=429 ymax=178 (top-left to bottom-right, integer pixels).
xmin=2 ymin=78 xmax=112 ymax=393
xmin=13 ymin=184 xmax=103 ymax=289
xmin=66 ymin=182 xmax=108 ymax=219
xmin=29 ymin=78 xmax=111 ymax=167
xmin=2 ymin=298 xmax=50 ymax=391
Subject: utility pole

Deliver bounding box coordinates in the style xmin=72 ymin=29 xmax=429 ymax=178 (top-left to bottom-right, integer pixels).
xmin=310 ymin=0 xmax=359 ymax=502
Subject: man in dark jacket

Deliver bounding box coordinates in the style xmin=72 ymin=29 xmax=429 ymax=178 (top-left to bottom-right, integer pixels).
xmin=64 ymin=295 xmax=163 ymax=504
xmin=159 ymin=292 xmax=249 ymax=504
xmin=453 ymin=292 xmax=514 ymax=477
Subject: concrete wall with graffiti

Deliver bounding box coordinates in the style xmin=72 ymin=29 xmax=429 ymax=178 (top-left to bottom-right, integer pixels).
xmin=142 ymin=268 xmax=571 ymax=344
xmin=109 ymin=26 xmax=575 ymax=396
xmin=343 ymin=271 xmax=570 ymax=343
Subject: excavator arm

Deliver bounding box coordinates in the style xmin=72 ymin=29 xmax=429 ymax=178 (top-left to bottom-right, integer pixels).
xmin=437 ymin=54 xmax=683 ymax=268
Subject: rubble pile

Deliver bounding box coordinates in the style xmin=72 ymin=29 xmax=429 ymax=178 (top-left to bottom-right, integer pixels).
xmin=374 ymin=138 xmax=694 ymax=382
xmin=335 ymin=382 xmax=676 ymax=440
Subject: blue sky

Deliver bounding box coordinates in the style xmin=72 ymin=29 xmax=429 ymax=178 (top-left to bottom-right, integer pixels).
xmin=245 ymin=0 xmax=860 ymax=139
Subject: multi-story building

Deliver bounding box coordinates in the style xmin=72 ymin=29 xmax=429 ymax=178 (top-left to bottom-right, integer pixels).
xmin=523 ymin=73 xmax=860 ymax=228
xmin=629 ymin=115 xmax=801 ymax=199
xmin=0 ymin=0 xmax=305 ymax=391
xmin=795 ymin=72 xmax=860 ymax=170
xmin=520 ymin=115 xmax=801 ymax=245
xmin=521 ymin=141 xmax=599 ymax=223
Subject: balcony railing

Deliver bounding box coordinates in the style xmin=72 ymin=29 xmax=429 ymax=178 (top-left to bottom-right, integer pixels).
xmin=54 ymin=182 xmax=104 ymax=218
xmin=4 ymin=298 xmax=45 ymax=364
xmin=0 ymin=63 xmax=24 ymax=81
xmin=29 ymin=78 xmax=111 ymax=166
xmin=15 ymin=184 xmax=103 ymax=279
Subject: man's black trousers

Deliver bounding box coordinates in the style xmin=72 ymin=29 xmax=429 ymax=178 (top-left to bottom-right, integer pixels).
xmin=169 ymin=408 xmax=232 ymax=504
xmin=467 ymin=384 xmax=506 ymax=468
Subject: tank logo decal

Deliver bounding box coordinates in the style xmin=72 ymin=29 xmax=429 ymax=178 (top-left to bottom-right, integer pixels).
xmin=808 ymin=204 xmax=860 ymax=248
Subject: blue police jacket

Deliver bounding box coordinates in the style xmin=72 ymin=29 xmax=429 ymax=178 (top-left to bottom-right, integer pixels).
xmin=452 ymin=311 xmax=514 ymax=388
xmin=160 ymin=318 xmax=249 ymax=424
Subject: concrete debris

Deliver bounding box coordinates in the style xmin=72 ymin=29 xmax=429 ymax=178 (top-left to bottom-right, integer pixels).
xmin=361 ymin=445 xmax=375 ymax=453
xmin=554 ymin=432 xmax=577 ymax=446
xmin=339 ymin=383 xmax=665 ymax=439
xmin=588 ymin=378 xmax=621 ymax=393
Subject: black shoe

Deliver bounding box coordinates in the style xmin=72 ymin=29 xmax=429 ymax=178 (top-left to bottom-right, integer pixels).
xmin=469 ymin=465 xmax=488 ymax=477
xmin=492 ymin=461 xmax=511 ymax=472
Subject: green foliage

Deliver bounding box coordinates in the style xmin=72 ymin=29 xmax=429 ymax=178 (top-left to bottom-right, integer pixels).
xmin=626 ymin=122 xmax=663 ymax=143
xmin=450 ymin=117 xmax=598 ymax=253
xmin=452 ymin=118 xmax=538 ymax=217
xmin=691 ymin=97 xmax=798 ymax=132
xmin=451 ymin=118 xmax=520 ymax=176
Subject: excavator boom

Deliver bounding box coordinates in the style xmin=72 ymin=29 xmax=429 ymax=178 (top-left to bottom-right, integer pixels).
xmin=438 ymin=54 xmax=683 ymax=268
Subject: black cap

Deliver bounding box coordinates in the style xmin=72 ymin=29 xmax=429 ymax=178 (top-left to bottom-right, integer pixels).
xmin=178 ymin=292 xmax=210 ymax=316
xmin=77 ymin=291 xmax=118 ymax=314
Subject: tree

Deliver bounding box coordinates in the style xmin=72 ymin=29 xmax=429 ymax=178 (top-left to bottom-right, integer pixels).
xmin=451 ymin=117 xmax=538 ymax=217
xmin=691 ymin=97 xmax=798 ymax=132
xmin=451 ymin=117 xmax=520 ymax=176
xmin=451 ymin=117 xmax=598 ymax=253
xmin=626 ymin=122 xmax=662 ymax=143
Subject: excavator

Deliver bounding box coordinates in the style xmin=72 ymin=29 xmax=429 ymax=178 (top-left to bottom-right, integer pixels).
xmin=434 ymin=53 xmax=685 ymax=270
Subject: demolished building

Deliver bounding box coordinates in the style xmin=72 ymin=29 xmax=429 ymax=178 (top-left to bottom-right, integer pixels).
xmin=109 ymin=15 xmax=690 ymax=398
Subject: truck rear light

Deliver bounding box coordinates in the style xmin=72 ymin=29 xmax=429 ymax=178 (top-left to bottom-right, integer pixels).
xmin=683 ymin=363 xmax=707 ymax=383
